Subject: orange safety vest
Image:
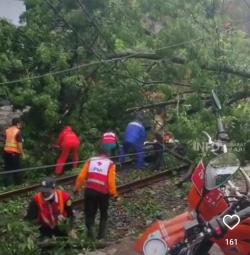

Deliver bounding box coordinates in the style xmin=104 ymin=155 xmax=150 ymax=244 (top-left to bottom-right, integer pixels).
xmin=86 ymin=156 xmax=112 ymax=194
xmin=34 ymin=190 xmax=67 ymax=229
xmin=4 ymin=126 xmax=21 ymax=154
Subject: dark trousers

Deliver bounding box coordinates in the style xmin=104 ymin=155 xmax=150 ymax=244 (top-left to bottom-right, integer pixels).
xmin=102 ymin=144 xmax=118 ymax=157
xmin=84 ymin=188 xmax=109 ymax=239
xmin=120 ymin=141 xmax=144 ymax=169
xmin=3 ymin=151 xmax=22 ymax=186
xmin=145 ymin=143 xmax=164 ymax=170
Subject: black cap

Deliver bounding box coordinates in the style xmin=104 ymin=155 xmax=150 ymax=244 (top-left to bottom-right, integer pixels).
xmin=12 ymin=118 xmax=21 ymax=126
xmin=135 ymin=112 xmax=144 ymax=122
xmin=40 ymin=177 xmax=56 ymax=193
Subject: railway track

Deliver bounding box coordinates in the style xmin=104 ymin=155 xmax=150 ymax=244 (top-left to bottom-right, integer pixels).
xmin=0 ymin=158 xmax=138 ymax=201
xmin=0 ymin=149 xmax=191 ymax=202
xmin=72 ymin=164 xmax=189 ymax=207
xmin=34 ymin=165 xmax=189 ymax=251
xmin=0 ymin=174 xmax=76 ymax=201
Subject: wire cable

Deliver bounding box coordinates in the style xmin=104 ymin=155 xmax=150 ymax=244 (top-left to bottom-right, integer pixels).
xmin=75 ymin=0 xmax=145 ymax=89
xmin=0 ymin=147 xmax=165 ymax=175
xmin=44 ymin=0 xmax=103 ymax=61
xmin=2 ymin=14 xmax=250 ymax=87
xmin=0 ymin=55 xmax=142 ymax=86
xmin=0 ymin=37 xmax=204 ymax=86
xmin=0 ymin=60 xmax=101 ymax=86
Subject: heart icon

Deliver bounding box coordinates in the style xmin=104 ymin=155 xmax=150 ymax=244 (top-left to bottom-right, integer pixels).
xmin=222 ymin=214 xmax=240 ymax=230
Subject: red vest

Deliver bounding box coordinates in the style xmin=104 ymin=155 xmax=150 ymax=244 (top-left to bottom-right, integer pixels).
xmin=86 ymin=156 xmax=112 ymax=194
xmin=34 ymin=190 xmax=69 ymax=229
xmin=102 ymin=132 xmax=117 ymax=145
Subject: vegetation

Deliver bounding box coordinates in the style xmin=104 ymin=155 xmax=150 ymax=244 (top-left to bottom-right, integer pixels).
xmin=1 ymin=0 xmax=250 ymax=167
xmin=0 ymin=220 xmax=40 ymax=255
xmin=2 ymin=0 xmax=250 ymax=253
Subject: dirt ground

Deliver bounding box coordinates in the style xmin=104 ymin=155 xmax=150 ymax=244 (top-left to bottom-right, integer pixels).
xmin=86 ymin=238 xmax=137 ymax=255
xmin=85 ymin=238 xmax=223 ymax=255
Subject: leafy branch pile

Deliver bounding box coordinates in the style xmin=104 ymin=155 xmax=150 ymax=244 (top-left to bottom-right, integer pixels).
xmin=1 ymin=0 xmax=250 ymax=253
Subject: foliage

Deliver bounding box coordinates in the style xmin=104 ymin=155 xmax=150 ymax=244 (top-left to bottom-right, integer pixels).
xmin=0 ymin=215 xmax=98 ymax=255
xmin=38 ymin=230 xmax=97 ymax=255
xmin=2 ymin=0 xmax=250 ymax=251
xmin=0 ymin=0 xmax=249 ymax=168
xmin=0 ymin=220 xmax=40 ymax=255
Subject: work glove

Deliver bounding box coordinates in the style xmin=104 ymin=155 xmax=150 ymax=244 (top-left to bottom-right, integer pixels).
xmin=68 ymin=229 xmax=78 ymax=239
xmin=115 ymin=196 xmax=122 ymax=202
xmin=113 ymin=196 xmax=123 ymax=206
xmin=58 ymin=214 xmax=66 ymax=223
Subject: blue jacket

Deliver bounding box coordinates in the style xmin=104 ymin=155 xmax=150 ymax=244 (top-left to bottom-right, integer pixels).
xmin=124 ymin=121 xmax=146 ymax=146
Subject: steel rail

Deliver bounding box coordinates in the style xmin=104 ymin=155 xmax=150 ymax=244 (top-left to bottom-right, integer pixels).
xmin=0 ymin=174 xmax=76 ymax=200
xmin=72 ymin=164 xmax=189 ymax=207
xmin=0 ymin=158 xmax=137 ymax=201
xmin=0 ymin=150 xmax=190 ymax=201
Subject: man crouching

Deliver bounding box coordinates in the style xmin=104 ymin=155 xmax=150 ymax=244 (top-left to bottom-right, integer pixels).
xmin=25 ymin=177 xmax=76 ymax=238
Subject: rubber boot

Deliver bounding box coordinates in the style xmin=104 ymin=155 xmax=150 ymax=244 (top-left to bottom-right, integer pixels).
xmin=97 ymin=219 xmax=107 ymax=240
xmin=87 ymin=225 xmax=95 ymax=240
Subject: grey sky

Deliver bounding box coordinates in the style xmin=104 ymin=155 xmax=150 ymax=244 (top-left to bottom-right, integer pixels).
xmin=0 ymin=0 xmax=25 ymax=25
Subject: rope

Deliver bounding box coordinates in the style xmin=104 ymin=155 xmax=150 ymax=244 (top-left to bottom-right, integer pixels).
xmin=0 ymin=147 xmax=164 ymax=175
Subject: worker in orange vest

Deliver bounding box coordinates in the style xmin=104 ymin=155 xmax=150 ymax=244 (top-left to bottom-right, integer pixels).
xmin=54 ymin=126 xmax=81 ymax=175
xmin=75 ymin=148 xmax=119 ymax=240
xmin=25 ymin=178 xmax=76 ymax=237
xmin=3 ymin=118 xmax=25 ymax=186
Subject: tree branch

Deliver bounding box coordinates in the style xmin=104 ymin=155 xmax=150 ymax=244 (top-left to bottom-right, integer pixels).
xmin=126 ymin=99 xmax=185 ymax=112
xmin=111 ymin=52 xmax=250 ymax=79
xmin=227 ymin=91 xmax=250 ymax=105
xmin=173 ymin=81 xmax=192 ymax=87
xmin=126 ymin=90 xmax=250 ymax=113
xmin=126 ymin=95 xmax=211 ymax=112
